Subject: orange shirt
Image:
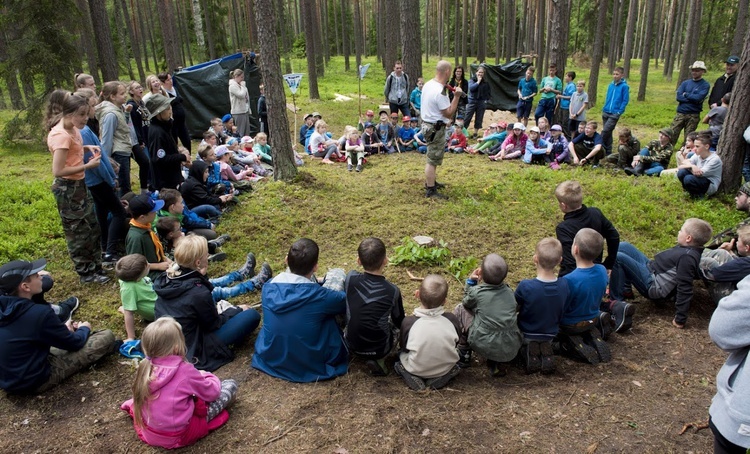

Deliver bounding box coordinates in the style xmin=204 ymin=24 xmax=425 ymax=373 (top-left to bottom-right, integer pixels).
xmin=47 ymin=122 xmax=85 ymax=180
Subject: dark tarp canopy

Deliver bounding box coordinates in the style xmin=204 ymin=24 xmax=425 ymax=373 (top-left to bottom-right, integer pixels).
xmin=469 ymin=59 xmax=532 ymax=112
xmin=173 ymin=53 xmax=262 ymax=138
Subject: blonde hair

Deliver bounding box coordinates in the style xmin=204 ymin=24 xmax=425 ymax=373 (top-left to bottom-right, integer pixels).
xmin=314 ymin=119 xmax=327 ymax=131
xmin=255 ymin=132 xmax=267 ymax=141
xmin=555 ymin=180 xmax=583 ymax=209
xmin=231 ymin=69 xmax=244 ymax=78
xmin=74 ymin=73 xmax=94 ymax=88
xmin=132 ymin=317 xmax=187 ymax=428
xmin=74 ymin=88 xmax=97 ymax=103
xmin=535 ymin=238 xmax=563 ymax=270
xmin=683 ymin=218 xmax=713 ymax=246
xmin=171 ymin=235 xmax=208 ymax=273
xmin=145 ymin=75 xmax=165 ymax=95
xmin=210 ymin=117 xmax=222 ymax=127
xmin=99 ymin=81 xmax=126 ymax=103
xmin=737 ymin=225 xmax=750 ymax=247
xmin=418 ymin=274 xmax=449 ymax=309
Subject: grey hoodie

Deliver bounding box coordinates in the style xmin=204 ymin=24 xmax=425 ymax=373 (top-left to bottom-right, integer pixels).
xmin=709 ymin=274 xmax=750 ymax=448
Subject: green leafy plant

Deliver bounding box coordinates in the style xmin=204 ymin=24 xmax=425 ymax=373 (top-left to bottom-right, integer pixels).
xmin=389 ymin=237 xmax=451 ymax=267
xmin=448 ymin=257 xmax=480 ymax=281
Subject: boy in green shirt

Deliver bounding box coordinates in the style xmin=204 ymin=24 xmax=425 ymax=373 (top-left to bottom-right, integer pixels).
xmin=115 ymin=254 xmax=156 ymax=341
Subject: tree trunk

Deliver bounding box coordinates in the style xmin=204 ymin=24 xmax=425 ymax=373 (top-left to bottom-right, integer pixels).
xmin=454 ymin=0 xmax=460 ymax=65
xmin=178 ymin=0 xmax=194 ymax=66
xmin=384 ymin=0 xmax=399 ymax=71
xmin=548 ymin=0 xmax=568 ymax=76
xmin=302 ymin=0 xmax=320 ymax=99
xmin=717 ymin=26 xmax=750 ymax=192
xmin=677 ymin=0 xmax=701 ymax=86
xmin=158 ymin=0 xmax=182 ymax=71
xmin=587 ymin=0 xmax=608 ymax=107
xmin=191 ymin=0 xmax=206 ymax=54
xmin=341 ymin=0 xmax=350 ymax=70
xmin=637 ymin=0 xmax=656 ymax=101
xmin=119 ymin=0 xmax=145 ymax=80
xmin=506 ymin=0 xmax=516 ymax=60
xmin=112 ymin=0 xmax=134 ymax=79
xmin=202 ymin=0 xmax=217 ymax=59
xmin=0 ymin=30 xmax=23 ymax=109
xmin=461 ymin=0 xmax=468 ymax=68
xmin=88 ymin=0 xmax=119 ymax=80
xmin=609 ymin=0 xmax=624 ymax=72
xmin=353 ymin=0 xmax=363 ymax=68
xmin=622 ymin=0 xmax=640 ymax=75
xmin=660 ymin=0 xmax=676 ymax=75
xmin=495 ymin=0 xmax=501 ymax=63
xmin=312 ymin=2 xmax=325 ymax=75
xmin=400 ymin=0 xmax=421 ymax=92
xmin=665 ymin=0 xmax=686 ymax=80
xmin=75 ymin=0 xmax=100 ymax=85
xmin=732 ymin=0 xmax=749 ymax=56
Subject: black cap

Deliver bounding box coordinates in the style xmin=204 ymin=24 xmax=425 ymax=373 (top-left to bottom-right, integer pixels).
xmin=727 ymin=56 xmax=740 ymax=64
xmin=129 ymin=194 xmax=165 ymax=218
xmin=0 ymin=259 xmax=46 ymax=294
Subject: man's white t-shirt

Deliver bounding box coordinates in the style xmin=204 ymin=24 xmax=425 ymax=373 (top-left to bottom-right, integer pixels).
xmin=421 ymin=79 xmax=451 ymax=123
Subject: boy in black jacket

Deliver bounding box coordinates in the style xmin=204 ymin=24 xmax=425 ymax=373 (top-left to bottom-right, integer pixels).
xmin=145 ymin=94 xmax=190 ymax=191
xmin=609 ymin=218 xmax=712 ymax=329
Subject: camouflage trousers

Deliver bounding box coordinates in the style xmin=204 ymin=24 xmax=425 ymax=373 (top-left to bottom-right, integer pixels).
xmin=38 ymin=330 xmax=116 ymax=392
xmin=669 ymin=113 xmax=700 ymax=147
xmin=51 ymin=178 xmax=102 ymax=276
xmin=700 ymin=248 xmax=736 ymax=304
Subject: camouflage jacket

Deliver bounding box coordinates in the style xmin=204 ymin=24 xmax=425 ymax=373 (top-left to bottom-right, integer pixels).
xmin=706 ymin=216 xmax=750 ymax=250
xmin=640 ymin=140 xmax=673 ymax=166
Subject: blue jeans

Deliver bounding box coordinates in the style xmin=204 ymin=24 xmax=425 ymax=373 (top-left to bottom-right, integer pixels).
xmin=192 ymin=204 xmax=222 ymax=220
xmin=610 ymin=242 xmax=654 ymax=300
xmin=214 ymin=309 xmax=261 ymax=346
xmin=113 ymin=153 xmax=131 ymax=196
xmin=534 ymin=98 xmax=556 ymax=124
xmin=638 ymin=150 xmax=664 ymax=176
xmin=210 ymin=271 xmax=257 ymax=300
xmin=677 ymin=168 xmax=711 ymax=198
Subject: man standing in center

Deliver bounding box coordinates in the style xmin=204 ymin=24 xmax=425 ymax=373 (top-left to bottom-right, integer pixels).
xmin=422 ymin=60 xmax=463 ymax=199
xmin=384 ymin=61 xmax=411 ymax=117
xmin=601 ymin=67 xmax=630 ymax=155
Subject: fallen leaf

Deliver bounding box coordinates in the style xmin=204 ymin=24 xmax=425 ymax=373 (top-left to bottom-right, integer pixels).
xmin=422 ymin=428 xmax=431 ymax=436
xmin=21 ymin=419 xmax=29 ymax=425
xmin=586 ymin=441 xmax=599 ymax=453
xmin=333 ymin=448 xmax=349 ymax=454
xmin=81 ymin=397 xmax=86 ymax=402
xmin=632 ymin=380 xmax=642 ymax=387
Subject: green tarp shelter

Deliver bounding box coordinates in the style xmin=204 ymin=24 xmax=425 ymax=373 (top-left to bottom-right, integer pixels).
xmin=469 ymin=59 xmax=532 ymax=112
xmin=173 ymin=53 xmax=261 ymax=138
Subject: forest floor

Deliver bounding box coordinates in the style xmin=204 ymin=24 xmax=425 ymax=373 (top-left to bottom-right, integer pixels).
xmin=0 ymin=58 xmax=739 ymax=452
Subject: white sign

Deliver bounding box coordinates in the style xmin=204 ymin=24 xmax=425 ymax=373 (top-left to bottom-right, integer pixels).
xmin=283 ymin=73 xmax=304 ymax=94
xmin=359 ymin=64 xmax=371 ymax=80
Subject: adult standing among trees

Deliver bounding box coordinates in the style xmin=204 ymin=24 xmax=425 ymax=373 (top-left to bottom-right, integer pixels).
xmin=45 ymin=90 xmax=109 ymax=284
xmin=422 ymin=60 xmax=463 ymax=200
xmin=75 ymin=73 xmax=99 ymax=136
xmin=670 ymin=61 xmax=711 ymax=147
xmin=709 ymin=56 xmax=740 ymax=109
xmin=142 ymin=75 xmax=166 ymax=105
xmin=228 ymin=69 xmax=252 ymax=138
xmin=601 ymin=67 xmax=630 ymax=155
xmin=159 ymin=72 xmax=191 ymax=152
xmin=384 ymin=60 xmax=411 ymax=117
xmin=464 ymin=65 xmax=491 ymax=139
xmin=448 ymin=66 xmax=469 ymax=119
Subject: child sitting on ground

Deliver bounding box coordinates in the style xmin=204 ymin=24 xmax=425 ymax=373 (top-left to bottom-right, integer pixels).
xmin=216 ymin=145 xmax=254 ymax=192
xmin=208 ymin=117 xmax=228 ymax=145
xmin=252 ymin=238 xmax=348 ymax=383
xmin=609 ymin=218 xmax=713 ymax=329
xmin=345 ymin=129 xmax=365 ymax=172
xmin=362 ymin=122 xmax=383 ymax=155
xmin=126 ymin=194 xmax=172 ymax=280
xmin=116 ymin=254 xmax=157 ymax=341
xmin=233 ymin=137 xmax=270 ymax=177
xmin=453 ymin=254 xmax=522 ymax=377
xmin=200 ymin=130 xmax=218 ymax=149
xmin=548 ymin=124 xmax=570 ymax=169
xmin=157 ymin=188 xmax=219 ymax=240
xmin=523 ymin=126 xmax=550 ymax=164
xmin=397 ymin=116 xmax=416 ymax=151
xmin=395 ymin=274 xmax=461 ymax=391
xmin=446 ymin=124 xmax=468 ymax=153
xmin=661 ymin=131 xmax=697 ymax=177
xmin=197 ymin=144 xmax=233 ymax=196
xmin=344 ymin=238 xmax=405 ymax=376
xmin=121 ymin=317 xmax=238 ymax=449
xmin=252 ymin=132 xmax=273 ymax=165
xmin=179 ymin=161 xmax=234 ymax=217
xmin=605 ymin=128 xmax=642 ymax=169
xmin=515 ymin=238 xmax=569 ymax=374
xmin=624 ymin=128 xmax=674 ymax=176
xmin=376 ymin=111 xmax=396 ymax=154
xmin=701 ymin=225 xmax=750 ymax=304
xmin=490 ymin=123 xmax=528 ymax=161
xmin=468 ymin=122 xmax=506 ymax=154
xmin=560 ymin=229 xmax=612 ymax=365
xmin=677 ymin=132 xmax=723 ymax=198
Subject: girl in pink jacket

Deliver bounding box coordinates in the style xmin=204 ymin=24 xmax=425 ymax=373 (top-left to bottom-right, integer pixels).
xmin=121 ymin=317 xmax=238 ymax=449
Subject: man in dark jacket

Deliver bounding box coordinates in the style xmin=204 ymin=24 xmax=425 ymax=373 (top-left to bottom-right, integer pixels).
xmin=146 ymin=94 xmax=189 ymax=191
xmin=0 ymin=259 xmax=115 ymax=394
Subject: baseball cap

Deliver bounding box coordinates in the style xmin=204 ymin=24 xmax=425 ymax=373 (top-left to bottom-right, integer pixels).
xmin=498 ymin=121 xmax=508 ymax=129
xmin=129 ymin=194 xmax=165 ymax=218
xmin=240 ymin=135 xmax=254 ymax=144
xmin=529 ymin=126 xmax=541 ymax=133
xmin=221 ymin=114 xmax=233 ymax=123
xmin=145 ymin=94 xmax=174 ymax=120
xmin=551 ymin=124 xmax=563 ymax=131
xmin=0 ymin=259 xmax=47 ymax=295
xmin=513 ymin=122 xmax=526 ymax=131
xmin=727 ymin=56 xmax=740 ymax=64
xmin=364 ymin=122 xmax=374 ymax=129
xmin=215 ymin=145 xmax=231 ymax=157
xmin=390 ymin=112 xmax=399 ymax=118
xmin=402 ymin=116 xmax=411 ymax=122
xmin=379 ymin=110 xmax=388 ymax=116
xmin=226 ymin=137 xmax=238 ymax=147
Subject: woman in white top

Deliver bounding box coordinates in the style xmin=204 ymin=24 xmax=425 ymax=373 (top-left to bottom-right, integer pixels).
xmin=228 ymin=69 xmax=251 ymax=137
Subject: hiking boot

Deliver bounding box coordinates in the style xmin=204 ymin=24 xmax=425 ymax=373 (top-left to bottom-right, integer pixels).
xmin=53 ymin=297 xmax=80 ymax=323
xmin=457 ymin=348 xmax=472 ymax=368
xmin=562 ymin=334 xmax=600 ymax=365
xmin=425 ymin=186 xmax=448 ymax=200
xmin=249 ymin=262 xmax=272 ymax=290
xmin=365 ymin=358 xmax=389 ymax=377
xmin=525 ymin=341 xmax=542 ymax=374
xmin=80 ymin=273 xmax=111 ymax=284
xmin=425 ymin=364 xmax=461 ymax=390
xmin=585 ymin=331 xmax=612 ymax=363
xmin=208 ymin=252 xmax=227 ymax=262
xmin=394 ymin=361 xmax=426 ymax=391
xmin=612 ymin=300 xmax=636 ymax=333
xmin=434 ymin=181 xmax=446 ymax=189
xmin=356 ymin=164 xmax=362 ymax=172
xmin=238 ymin=252 xmax=257 ymax=279
xmin=347 ymin=163 xmax=353 ymax=172
xmin=208 ymin=234 xmax=231 ymax=248
xmin=487 ymin=360 xmax=507 ymax=377
xmin=539 ymin=341 xmax=556 ymax=374
xmin=596 ymin=311 xmax=613 ymax=341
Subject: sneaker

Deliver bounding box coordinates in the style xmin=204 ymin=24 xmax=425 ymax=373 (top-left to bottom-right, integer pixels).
xmin=238 ymin=252 xmax=257 ymax=279
xmin=249 ymin=262 xmax=272 ymax=289
xmin=612 ymin=301 xmax=636 ymax=333
xmin=562 ymin=334 xmax=600 ymax=365
xmin=355 ymin=164 xmax=362 ymax=172
xmin=209 ymin=234 xmax=231 ymax=248
xmin=539 ymin=341 xmax=556 ymax=374
xmin=347 ymin=163 xmax=353 ymax=172
xmin=457 ymin=348 xmax=472 ymax=368
xmin=394 ymin=361 xmax=426 ymax=391
xmin=365 ymin=359 xmax=389 ymax=377
xmin=425 ymin=364 xmax=461 ymax=390
xmin=425 ymin=187 xmax=448 ymax=200
xmin=525 ymin=341 xmax=542 ymax=374
xmin=80 ymin=273 xmax=111 ymax=284
xmin=208 ymin=252 xmax=227 ymax=262
xmin=54 ymin=297 xmax=79 ymax=323
xmin=596 ymin=311 xmax=613 ymax=341
xmin=585 ymin=331 xmax=612 ymax=363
